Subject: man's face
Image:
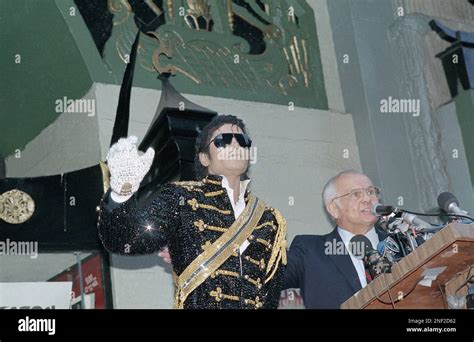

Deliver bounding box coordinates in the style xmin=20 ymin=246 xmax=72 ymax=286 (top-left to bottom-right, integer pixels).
xmin=199 ymin=123 xmax=249 ymax=178
xmin=327 ymin=173 xmax=379 ymax=234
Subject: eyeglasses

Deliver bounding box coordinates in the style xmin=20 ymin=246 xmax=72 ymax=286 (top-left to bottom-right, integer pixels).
xmin=207 ymin=133 xmax=252 ymax=149
xmin=331 ymin=186 xmax=381 ymax=202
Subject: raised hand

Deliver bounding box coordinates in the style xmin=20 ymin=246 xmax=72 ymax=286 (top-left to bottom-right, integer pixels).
xmin=106 ymin=136 xmax=155 ymax=202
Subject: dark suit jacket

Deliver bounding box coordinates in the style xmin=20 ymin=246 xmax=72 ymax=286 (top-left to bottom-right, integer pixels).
xmin=284 ymin=227 xmax=387 ymax=309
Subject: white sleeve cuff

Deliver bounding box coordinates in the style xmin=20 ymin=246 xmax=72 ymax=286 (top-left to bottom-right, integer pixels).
xmin=110 ymin=191 xmax=133 ymax=203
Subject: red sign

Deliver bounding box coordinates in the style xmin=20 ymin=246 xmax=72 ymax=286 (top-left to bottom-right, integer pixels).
xmin=278 ymin=288 xmax=305 ymax=309
xmin=49 ymin=253 xmax=106 ymax=309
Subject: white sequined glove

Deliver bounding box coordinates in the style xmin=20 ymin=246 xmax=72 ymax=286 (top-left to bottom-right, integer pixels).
xmin=106 ymin=136 xmax=155 ymax=203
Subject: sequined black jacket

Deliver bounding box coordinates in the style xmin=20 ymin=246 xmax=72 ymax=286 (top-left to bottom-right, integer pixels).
xmin=97 ymin=175 xmax=287 ymax=309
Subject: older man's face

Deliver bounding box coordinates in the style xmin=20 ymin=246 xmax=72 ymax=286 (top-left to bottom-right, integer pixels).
xmin=328 ymin=173 xmax=379 ymax=234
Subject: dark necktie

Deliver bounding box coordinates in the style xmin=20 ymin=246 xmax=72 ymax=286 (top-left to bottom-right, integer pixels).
xmin=365 ymin=269 xmax=373 ymax=284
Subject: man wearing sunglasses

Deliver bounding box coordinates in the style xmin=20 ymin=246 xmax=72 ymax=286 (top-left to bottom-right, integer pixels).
xmin=284 ymin=170 xmax=388 ymax=309
xmin=97 ymin=114 xmax=287 ymax=309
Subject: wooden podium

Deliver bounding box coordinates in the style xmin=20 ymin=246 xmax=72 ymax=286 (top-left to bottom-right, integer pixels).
xmin=341 ymin=223 xmax=474 ymax=309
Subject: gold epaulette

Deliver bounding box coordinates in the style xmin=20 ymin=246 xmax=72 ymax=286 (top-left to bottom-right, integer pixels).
xmin=264 ymin=207 xmax=288 ymax=284
xmin=172 ymin=180 xmax=205 ymax=193
xmin=172 ymin=180 xmax=204 ymax=187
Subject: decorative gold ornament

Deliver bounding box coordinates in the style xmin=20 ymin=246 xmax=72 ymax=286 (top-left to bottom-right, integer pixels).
xmin=185 ymin=0 xmax=213 ymax=31
xmin=0 ymin=189 xmax=35 ymax=224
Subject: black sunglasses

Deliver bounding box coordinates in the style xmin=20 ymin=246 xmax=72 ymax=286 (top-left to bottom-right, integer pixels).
xmin=207 ymin=133 xmax=252 ymax=149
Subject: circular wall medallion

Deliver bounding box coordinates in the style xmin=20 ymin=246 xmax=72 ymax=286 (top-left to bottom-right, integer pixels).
xmin=0 ymin=189 xmax=35 ymax=224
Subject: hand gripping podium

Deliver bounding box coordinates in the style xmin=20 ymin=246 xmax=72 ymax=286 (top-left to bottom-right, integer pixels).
xmin=341 ymin=223 xmax=474 ymax=309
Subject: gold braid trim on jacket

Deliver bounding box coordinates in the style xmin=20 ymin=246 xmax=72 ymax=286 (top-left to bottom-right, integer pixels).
xmin=264 ymin=208 xmax=287 ymax=284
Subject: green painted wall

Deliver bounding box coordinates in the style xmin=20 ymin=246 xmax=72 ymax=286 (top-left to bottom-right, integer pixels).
xmin=0 ymin=0 xmax=328 ymax=159
xmin=455 ymin=88 xmax=474 ymax=186
xmin=0 ymin=0 xmax=92 ymax=158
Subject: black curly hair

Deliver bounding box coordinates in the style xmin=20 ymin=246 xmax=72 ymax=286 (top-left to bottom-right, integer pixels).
xmin=194 ymin=115 xmax=250 ymax=180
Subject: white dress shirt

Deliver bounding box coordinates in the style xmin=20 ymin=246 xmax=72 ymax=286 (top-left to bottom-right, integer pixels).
xmin=221 ymin=175 xmax=251 ymax=219
xmin=220 ymin=175 xmax=251 ymax=253
xmin=337 ymin=226 xmax=379 ymax=288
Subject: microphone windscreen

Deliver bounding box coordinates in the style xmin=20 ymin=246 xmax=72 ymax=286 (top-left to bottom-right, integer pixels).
xmin=437 ymin=192 xmax=458 ymax=212
xmin=372 ymin=204 xmax=394 ymax=216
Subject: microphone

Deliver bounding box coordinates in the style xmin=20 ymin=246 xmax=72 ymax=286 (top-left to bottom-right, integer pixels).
xmin=377 ymin=236 xmax=400 ymax=255
xmin=371 ymin=204 xmax=398 ymax=216
xmin=467 ymin=285 xmax=474 ymax=309
xmin=377 ymin=237 xmax=400 ymax=263
xmin=401 ymin=212 xmax=432 ymax=229
xmin=437 ymin=192 xmax=468 ymax=216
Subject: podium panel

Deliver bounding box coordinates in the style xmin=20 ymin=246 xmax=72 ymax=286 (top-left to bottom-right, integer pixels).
xmin=341 ymin=223 xmax=474 ymax=309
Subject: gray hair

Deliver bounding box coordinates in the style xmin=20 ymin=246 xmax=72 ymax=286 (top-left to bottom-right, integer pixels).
xmin=322 ymin=170 xmax=365 ymax=205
